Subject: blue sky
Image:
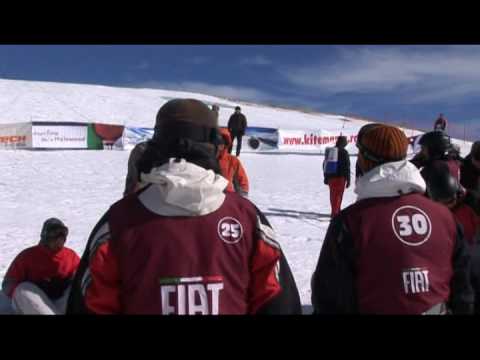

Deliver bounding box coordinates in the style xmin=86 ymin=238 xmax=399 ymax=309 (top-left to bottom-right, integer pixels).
xmin=1 ymin=45 xmax=479 ymax=140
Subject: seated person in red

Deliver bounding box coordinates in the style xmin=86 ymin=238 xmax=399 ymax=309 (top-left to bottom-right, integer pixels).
xmin=1 ymin=218 xmax=80 ymax=314
xmin=217 ymin=128 xmax=249 ymax=197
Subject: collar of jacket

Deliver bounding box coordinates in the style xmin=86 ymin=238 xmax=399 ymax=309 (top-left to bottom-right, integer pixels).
xmin=138 ymin=158 xmax=228 ymax=216
xmin=355 ymin=160 xmax=426 ymax=201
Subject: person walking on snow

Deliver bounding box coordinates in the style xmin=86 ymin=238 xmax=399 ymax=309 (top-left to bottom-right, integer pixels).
xmin=323 ymin=135 xmax=351 ymax=217
xmin=1 ymin=218 xmax=80 ymax=315
xmin=311 ymin=124 xmax=473 ymax=314
xmin=217 ymin=128 xmax=249 ymax=197
xmin=66 ymin=98 xmax=301 ymax=315
xmin=227 ymin=106 xmax=247 ymax=157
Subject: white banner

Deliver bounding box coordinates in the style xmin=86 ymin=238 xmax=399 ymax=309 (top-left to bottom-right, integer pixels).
xmin=0 ymin=122 xmax=32 ymax=149
xmin=32 ymin=125 xmax=88 ymax=149
xmin=277 ymin=129 xmax=359 ymax=153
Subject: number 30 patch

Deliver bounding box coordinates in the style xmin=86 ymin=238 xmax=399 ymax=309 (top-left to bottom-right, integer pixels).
xmin=217 ymin=217 xmax=244 ymax=244
xmin=392 ymin=206 xmax=432 ymax=246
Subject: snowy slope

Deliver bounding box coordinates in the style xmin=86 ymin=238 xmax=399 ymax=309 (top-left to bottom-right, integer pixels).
xmin=0 ymin=78 xmax=473 ymax=313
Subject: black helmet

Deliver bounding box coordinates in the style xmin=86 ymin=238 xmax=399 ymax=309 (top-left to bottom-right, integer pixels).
xmin=425 ymin=163 xmax=461 ymax=202
xmin=336 ymin=136 xmax=348 ymax=148
xmin=419 ymin=131 xmax=451 ymax=159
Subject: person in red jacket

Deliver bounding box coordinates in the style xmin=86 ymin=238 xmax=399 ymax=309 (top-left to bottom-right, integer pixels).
xmin=312 ymin=124 xmax=473 ymax=314
xmin=217 ymin=128 xmax=249 ymax=196
xmin=66 ymin=99 xmax=301 ymax=315
xmin=1 ymin=218 xmax=80 ymax=314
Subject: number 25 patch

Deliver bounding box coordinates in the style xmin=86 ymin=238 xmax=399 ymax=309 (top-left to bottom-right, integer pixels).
xmin=217 ymin=217 xmax=244 ymax=244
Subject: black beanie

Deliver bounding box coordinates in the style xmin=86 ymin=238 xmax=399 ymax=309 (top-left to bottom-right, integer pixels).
xmin=154 ymin=99 xmax=218 ymax=142
xmin=40 ymin=218 xmax=68 ymax=244
xmin=138 ymin=99 xmax=222 ymax=175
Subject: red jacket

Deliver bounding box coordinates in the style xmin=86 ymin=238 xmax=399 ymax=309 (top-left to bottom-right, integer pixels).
xmin=218 ymin=130 xmax=249 ymax=194
xmin=2 ymin=245 xmax=80 ymax=299
xmin=67 ymin=193 xmax=301 ymax=314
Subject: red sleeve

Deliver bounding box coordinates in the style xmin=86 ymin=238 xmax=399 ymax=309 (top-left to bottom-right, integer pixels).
xmin=69 ymin=251 xmax=81 ymax=277
xmin=235 ymin=161 xmax=249 ymax=193
xmin=84 ymin=241 xmax=121 ymax=314
xmin=3 ymin=253 xmax=28 ymax=297
xmin=248 ymin=238 xmax=282 ymax=314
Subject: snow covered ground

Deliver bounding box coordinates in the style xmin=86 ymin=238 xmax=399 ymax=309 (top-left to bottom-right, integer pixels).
xmin=0 ymin=78 xmax=473 ymax=314
xmin=0 ymin=149 xmax=356 ymax=312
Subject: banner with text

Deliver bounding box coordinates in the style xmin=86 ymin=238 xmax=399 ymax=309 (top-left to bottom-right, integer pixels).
xmin=32 ymin=124 xmax=88 ymax=149
xmin=277 ymin=129 xmax=359 ymax=153
xmin=0 ymin=122 xmax=32 ymax=149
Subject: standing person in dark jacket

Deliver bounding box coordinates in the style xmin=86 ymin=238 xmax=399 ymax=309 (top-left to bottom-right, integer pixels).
xmin=2 ymin=218 xmax=80 ymax=314
xmin=311 ymin=124 xmax=474 ymax=314
xmin=227 ymin=106 xmax=247 ymax=156
xmin=434 ymin=114 xmax=448 ymax=132
xmin=324 ymin=136 xmax=350 ymax=217
xmin=461 ymin=141 xmax=480 ymax=193
xmin=67 ymin=99 xmax=301 ymax=315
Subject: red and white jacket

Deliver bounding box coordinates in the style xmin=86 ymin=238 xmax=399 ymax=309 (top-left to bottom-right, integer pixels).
xmin=67 ymin=159 xmax=300 ymax=314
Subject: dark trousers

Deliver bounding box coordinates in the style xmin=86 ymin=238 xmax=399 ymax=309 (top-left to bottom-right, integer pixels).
xmin=229 ymin=134 xmax=243 ymax=156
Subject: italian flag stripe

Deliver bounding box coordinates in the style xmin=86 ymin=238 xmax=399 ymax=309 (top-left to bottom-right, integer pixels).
xmin=159 ymin=276 xmax=223 ymax=284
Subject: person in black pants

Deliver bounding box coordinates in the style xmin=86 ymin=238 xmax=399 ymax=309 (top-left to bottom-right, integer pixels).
xmin=228 ymin=106 xmax=247 ymax=156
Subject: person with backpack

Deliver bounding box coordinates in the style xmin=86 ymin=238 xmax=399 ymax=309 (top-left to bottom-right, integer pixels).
xmin=323 ymin=136 xmax=350 ymax=217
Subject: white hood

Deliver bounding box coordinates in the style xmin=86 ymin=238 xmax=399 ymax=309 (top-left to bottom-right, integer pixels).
xmin=355 ymin=160 xmax=426 ymax=201
xmin=138 ymin=159 xmax=229 ymax=216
